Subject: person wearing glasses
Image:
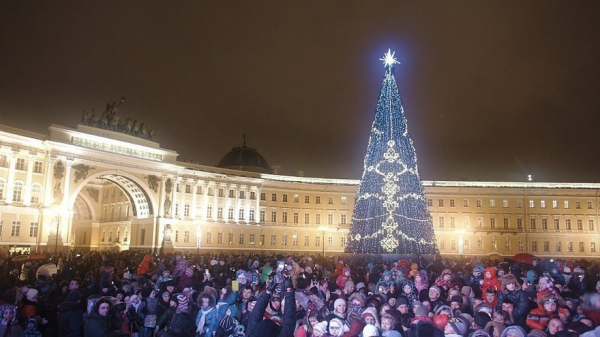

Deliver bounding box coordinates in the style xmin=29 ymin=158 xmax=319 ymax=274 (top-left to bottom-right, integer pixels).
xmin=526 ymin=293 xmax=561 ymax=332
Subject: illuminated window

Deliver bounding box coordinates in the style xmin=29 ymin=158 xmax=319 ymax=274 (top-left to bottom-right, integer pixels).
xmin=29 ymin=222 xmax=38 ymax=237
xmin=271 ymin=211 xmax=276 ymax=223
xmin=503 ymin=200 xmax=509 ymax=208
xmin=249 ymin=234 xmax=255 ymax=244
xmin=541 ymin=218 xmax=547 ymax=230
xmin=239 ymin=234 xmax=244 ymax=244
xmin=292 ymin=235 xmax=298 ymax=246
xmin=206 ymin=232 xmax=212 ymax=244
xmin=293 ymin=212 xmax=298 ymax=224
xmin=294 ymin=195 xmax=299 ymax=203
xmin=579 ymin=242 xmax=585 ymax=252
xmin=590 ymin=219 xmax=595 ymax=231
xmin=529 ymin=200 xmax=535 ymax=208
xmin=282 ymin=211 xmax=288 ymax=223
xmin=552 ymin=200 xmax=558 ymax=209
xmin=228 ymin=233 xmax=233 ymax=244
xmin=341 ymin=197 xmax=347 ymax=205
xmin=489 ymin=200 xmax=496 ymax=207
xmin=564 ymin=200 xmax=569 ymax=209
xmin=505 ymin=238 xmax=510 ymax=251
xmin=540 ymin=200 xmax=546 ymax=208
xmin=217 ymin=233 xmax=223 ymax=244
xmin=567 ymin=241 xmax=572 ymax=252
xmin=260 ymin=234 xmax=265 ymax=245
xmin=491 ymin=239 xmax=497 ymax=251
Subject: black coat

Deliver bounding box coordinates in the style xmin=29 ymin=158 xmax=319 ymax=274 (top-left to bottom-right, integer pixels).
xmin=167 ymin=312 xmax=195 ymax=336
xmin=57 ymin=301 xmax=84 ymax=337
xmin=84 ymin=312 xmax=116 ymax=337
xmin=247 ymin=291 xmax=296 ymax=337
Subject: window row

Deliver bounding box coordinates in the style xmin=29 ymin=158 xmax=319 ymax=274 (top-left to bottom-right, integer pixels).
xmin=0 ymin=155 xmax=44 ymax=173
xmin=260 ymin=193 xmax=348 ymax=206
xmin=427 ymin=198 xmax=595 ymax=210
xmin=436 ymin=215 xmax=595 ymax=231
xmin=0 ymin=180 xmax=43 ymax=204
xmin=201 ymin=205 xmax=348 ymax=225
xmin=0 ymin=220 xmax=38 ymax=237
xmin=204 ymin=232 xmax=347 ymax=247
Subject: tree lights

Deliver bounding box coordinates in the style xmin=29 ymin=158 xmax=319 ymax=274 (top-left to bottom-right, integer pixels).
xmin=346 ymin=50 xmax=438 ymax=255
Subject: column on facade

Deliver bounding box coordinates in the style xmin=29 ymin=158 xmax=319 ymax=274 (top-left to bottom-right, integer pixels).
xmin=254 ymin=187 xmax=260 ymax=224
xmin=158 ymin=176 xmax=167 ymax=217
xmin=242 ymin=185 xmax=250 ymax=224
xmin=61 ymin=160 xmax=73 ymax=207
xmin=172 ymin=178 xmax=180 ymax=219
xmin=42 ymin=157 xmax=55 ymax=207
xmin=191 ymin=180 xmax=199 ymax=219
xmin=212 ymin=184 xmax=218 ymax=222
xmin=202 ymin=182 xmax=210 ymax=221
xmin=23 ymin=154 xmax=35 ymax=206
xmin=5 ymin=151 xmax=17 ymax=203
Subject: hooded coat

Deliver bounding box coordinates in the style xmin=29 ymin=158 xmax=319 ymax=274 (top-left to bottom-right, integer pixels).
xmin=525 ymin=293 xmax=559 ymax=331
xmin=57 ymin=300 xmax=84 ymax=336
xmin=247 ymin=291 xmax=296 ymax=337
xmin=481 ymin=267 xmax=501 ymax=299
xmin=496 ymin=274 xmax=529 ymax=325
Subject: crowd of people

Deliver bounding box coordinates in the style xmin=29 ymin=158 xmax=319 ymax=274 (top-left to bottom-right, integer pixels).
xmin=1 ymin=250 xmax=600 ymax=337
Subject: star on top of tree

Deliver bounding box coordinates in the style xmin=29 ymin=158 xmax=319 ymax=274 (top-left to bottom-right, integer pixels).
xmin=380 ymin=49 xmax=400 ymax=68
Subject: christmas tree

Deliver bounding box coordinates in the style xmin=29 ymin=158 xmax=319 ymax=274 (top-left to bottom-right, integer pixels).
xmin=346 ymin=50 xmax=438 ymax=255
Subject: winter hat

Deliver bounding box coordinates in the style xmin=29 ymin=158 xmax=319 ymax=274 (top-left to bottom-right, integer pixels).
xmin=503 ymin=325 xmax=527 ymax=337
xmin=176 ymin=294 xmax=189 ymax=313
xmin=429 ymin=285 xmax=441 ymax=295
xmin=362 ymin=324 xmax=380 ymax=337
xmin=343 ymin=267 xmax=350 ymax=274
xmin=356 ymin=282 xmax=366 ymax=290
xmin=435 ymin=305 xmax=454 ymax=317
xmin=538 ymin=276 xmax=554 ymax=290
xmin=228 ymin=304 xmax=239 ymax=317
xmin=501 ymin=274 xmax=521 ymax=288
xmin=526 ymin=270 xmax=537 ymax=283
xmin=329 ymin=318 xmax=344 ymax=332
xmin=448 ymin=316 xmax=468 ymax=336
xmin=415 ymin=305 xmax=429 ymax=317
xmin=450 ymin=295 xmax=463 ymax=305
xmin=563 ymin=266 xmax=571 ymax=274
xmin=26 ymin=288 xmax=38 ymax=302
xmin=473 ymin=312 xmax=492 ymax=328
xmin=123 ymin=271 xmax=132 ymax=280
xmin=219 ymin=314 xmax=236 ymax=331
xmin=313 ymin=322 xmax=328 ymax=335
xmin=141 ymin=288 xmax=153 ymax=299
xmin=185 ymin=268 xmax=193 ymax=277
xmin=471 ymin=330 xmax=491 ymax=337
xmin=345 ymin=280 xmax=355 ymax=288
xmin=473 ymin=265 xmax=484 ymax=273
xmin=396 ymin=297 xmax=408 ymax=306
xmin=334 ymin=298 xmax=347 ymax=311
xmin=433 ymin=314 xmax=450 ymax=331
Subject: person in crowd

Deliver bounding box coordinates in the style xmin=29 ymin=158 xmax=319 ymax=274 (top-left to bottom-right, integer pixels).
xmin=57 ymin=290 xmax=84 ymax=336
xmin=84 ymin=298 xmax=120 ymax=337
xmin=247 ymin=277 xmax=296 ymax=337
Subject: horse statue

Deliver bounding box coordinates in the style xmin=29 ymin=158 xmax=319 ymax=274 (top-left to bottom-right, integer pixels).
xmin=90 ymin=109 xmax=100 ymax=127
xmin=131 ymin=120 xmax=140 ymax=136
xmin=81 ymin=110 xmax=90 ymax=126
xmin=139 ymin=123 xmax=148 ymax=138
xmin=108 ymin=110 xmax=120 ymax=131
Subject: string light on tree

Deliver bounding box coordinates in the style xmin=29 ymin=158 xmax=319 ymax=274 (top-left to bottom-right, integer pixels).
xmin=346 ymin=49 xmax=438 ymax=255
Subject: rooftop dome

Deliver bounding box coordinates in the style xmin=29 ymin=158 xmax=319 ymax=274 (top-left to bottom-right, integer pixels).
xmin=218 ymin=137 xmax=272 ymax=174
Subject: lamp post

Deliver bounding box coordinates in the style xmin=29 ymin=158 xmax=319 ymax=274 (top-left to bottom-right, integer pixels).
xmin=318 ymin=226 xmax=328 ymax=257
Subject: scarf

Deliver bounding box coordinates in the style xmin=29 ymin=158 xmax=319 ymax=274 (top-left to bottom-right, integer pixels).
xmin=196 ymin=307 xmax=214 ymax=332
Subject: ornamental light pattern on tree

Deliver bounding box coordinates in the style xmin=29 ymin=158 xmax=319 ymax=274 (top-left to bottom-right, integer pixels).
xmin=346 ymin=50 xmax=438 ymax=255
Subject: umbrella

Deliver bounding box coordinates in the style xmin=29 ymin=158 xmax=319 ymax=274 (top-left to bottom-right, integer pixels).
xmin=36 ymin=263 xmax=58 ymax=279
xmin=12 ymin=255 xmax=29 ymax=262
xmin=28 ymin=253 xmax=47 ymax=261
xmin=513 ymin=253 xmax=536 ymax=264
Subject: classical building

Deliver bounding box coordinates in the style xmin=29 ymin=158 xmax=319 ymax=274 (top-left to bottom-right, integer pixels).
xmin=0 ymin=123 xmax=599 ymax=258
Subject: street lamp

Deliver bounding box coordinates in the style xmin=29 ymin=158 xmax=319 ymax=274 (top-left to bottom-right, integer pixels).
xmin=318 ymin=226 xmax=328 ymax=257
xmin=55 ymin=215 xmax=62 ymax=255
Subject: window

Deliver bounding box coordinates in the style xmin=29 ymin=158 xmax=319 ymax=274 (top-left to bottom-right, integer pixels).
xmin=464 ymin=216 xmax=470 ymax=227
xmin=228 ymin=207 xmax=234 ymax=220
xmin=184 ymin=203 xmax=190 ymax=217
xmin=33 ymin=161 xmax=43 ymax=173
xmin=239 ymin=207 xmax=245 ymax=220
xmin=185 ymin=185 xmax=191 ymax=194
xmin=438 ymin=199 xmax=444 ymax=207
xmin=30 ymin=184 xmax=41 ymax=204
xmin=283 ymin=194 xmax=288 ymax=202
xmin=260 ymin=234 xmax=265 ymax=245
xmin=293 ymin=212 xmax=298 ymax=224
xmin=229 ymin=189 xmax=235 ymax=198
xmin=540 ymin=200 xmax=546 ymax=208
xmin=427 ymin=199 xmax=433 ymax=207
xmin=477 ymin=199 xmax=482 ymax=207
xmin=282 ymin=211 xmax=288 ymax=223
xmin=566 ymin=219 xmax=572 ymax=230
xmin=463 ymin=199 xmax=469 ymax=207
xmin=239 ymin=234 xmax=244 ymax=244
xmin=176 ymin=184 xmax=180 ymax=193
xmin=101 ymin=229 xmax=105 ymax=243
xmin=516 ymin=199 xmax=523 ymax=208
xmin=260 ymin=192 xmax=266 ymax=201
xmin=589 ymin=201 xmax=593 ymax=209
xmin=464 ymin=239 xmax=469 ymax=250
xmin=228 ymin=233 xmax=233 ymax=244
xmin=29 ymin=222 xmax=38 ymax=237
xmin=477 ymin=217 xmax=483 ymax=228
xmin=328 ymin=214 xmax=333 ymax=225
xmin=328 ymin=236 xmax=333 ymax=247
xmin=530 ymin=218 xmax=536 ymax=230
xmin=489 ymin=200 xmax=496 ymax=207
xmin=207 ymin=187 xmax=213 ymax=196
xmin=260 ymin=210 xmax=265 ymax=222
xmin=505 ymin=239 xmax=510 ymax=251
xmin=215 ymin=205 xmax=221 ymax=219
xmin=532 ymin=241 xmax=538 ymax=252
xmin=503 ymin=200 xmax=509 ymax=208
xmin=249 ymin=234 xmax=255 ymax=244
xmin=316 ymin=214 xmax=321 ymax=225
xmin=576 ymin=201 xmax=581 ymax=209
xmin=304 ymin=213 xmax=310 ymax=224
xmin=175 ymin=231 xmax=179 ymax=242
xmin=477 ymin=238 xmax=483 ymax=250
xmin=316 ymin=196 xmax=321 ymax=204
xmin=315 ymin=236 xmax=321 ymax=247
xmin=292 ymin=235 xmax=298 ymax=246
xmin=250 ymin=191 xmax=256 ymax=200
xmin=564 ymin=201 xmax=569 ymax=209
xmin=590 ymin=219 xmax=595 ymax=231
xmin=567 ymin=241 xmax=573 ymax=252
xmin=592 ymin=242 xmax=597 ymax=253
xmin=15 ymin=158 xmax=25 ymax=171
xmin=305 ymin=196 xmax=310 ymax=203
xmin=341 ymin=197 xmax=347 ymax=205
xmin=491 ymin=239 xmax=497 ymax=251
xmin=556 ymin=241 xmax=561 ymax=252
xmin=579 ymin=242 xmax=585 ymax=252
xmin=140 ymin=229 xmax=146 ymax=245
xmin=552 ymin=200 xmax=558 ymax=209
xmin=328 ymin=196 xmax=334 ymax=205
xmin=541 ymin=218 xmax=547 ymax=230
xmin=553 ymin=218 xmax=559 ymax=230
xmin=341 ymin=214 xmax=347 ymax=224
xmin=451 ymin=240 xmax=456 ymax=250
xmin=197 ymin=186 xmax=203 ymax=195
xmin=440 ymin=240 xmax=445 ymax=250
xmin=503 ymin=218 xmax=509 ymax=229
xmin=206 ymin=232 xmax=212 ymax=244
xmin=517 ymin=218 xmax=523 ymax=230
xmin=0 ymin=155 xmax=7 ymax=167
xmin=12 ymin=181 xmax=23 ymax=203
xmin=218 ymin=233 xmax=223 ymax=244
xmin=529 ymin=200 xmax=535 ymax=208
xmin=271 ymin=211 xmax=277 ymax=223
xmin=239 ymin=191 xmax=245 ymax=199
xmin=249 ymin=209 xmax=255 ymax=221
xmin=0 ymin=179 xmax=5 ymax=199
xmin=490 ymin=218 xmax=496 ymax=229
xmin=450 ymin=217 xmax=455 ymax=228
xmin=450 ymin=199 xmax=455 ymax=207
xmin=272 ymin=193 xmax=277 ymax=201
xmin=294 ymin=194 xmax=299 ymax=203
xmin=577 ymin=219 xmax=583 ymax=231
xmin=438 ymin=217 xmax=444 ymax=228
xmin=271 ymin=234 xmax=276 ymax=245
xmin=544 ymin=241 xmax=550 ymax=252
xmin=519 ymin=241 xmax=524 ymax=252
xmin=341 ymin=236 xmax=346 ymax=247
xmin=184 ymin=231 xmax=190 ymax=243
xmin=304 ymin=235 xmax=309 ymax=246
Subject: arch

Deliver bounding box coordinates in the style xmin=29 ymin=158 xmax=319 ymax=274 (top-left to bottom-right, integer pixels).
xmin=69 ymin=170 xmax=156 ymax=219
xmin=74 ymin=193 xmax=96 ymax=221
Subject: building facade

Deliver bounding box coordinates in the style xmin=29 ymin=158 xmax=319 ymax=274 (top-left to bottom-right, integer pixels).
xmin=0 ymin=123 xmax=599 ymax=258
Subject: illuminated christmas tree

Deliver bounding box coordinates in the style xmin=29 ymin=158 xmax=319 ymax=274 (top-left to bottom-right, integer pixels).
xmin=346 ymin=50 xmax=438 ymax=255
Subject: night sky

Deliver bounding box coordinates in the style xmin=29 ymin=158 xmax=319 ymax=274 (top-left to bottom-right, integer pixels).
xmin=1 ymin=2 xmax=600 ymax=182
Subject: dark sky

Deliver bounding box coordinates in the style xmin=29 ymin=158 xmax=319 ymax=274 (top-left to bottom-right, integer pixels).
xmin=1 ymin=2 xmax=600 ymax=182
